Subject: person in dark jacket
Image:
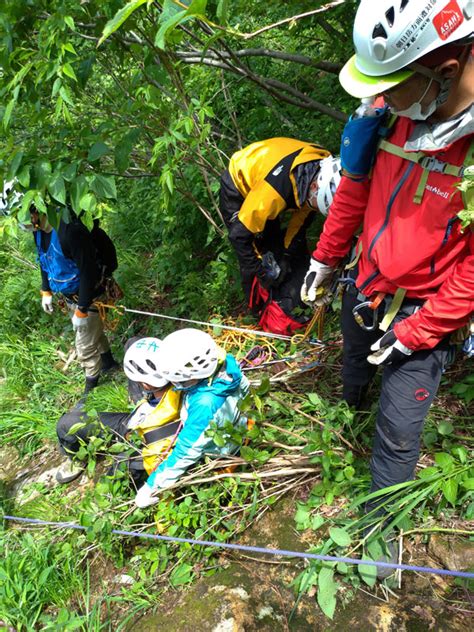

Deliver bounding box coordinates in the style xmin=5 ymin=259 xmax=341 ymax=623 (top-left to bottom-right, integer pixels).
xmin=30 ymin=207 xmax=119 ymax=393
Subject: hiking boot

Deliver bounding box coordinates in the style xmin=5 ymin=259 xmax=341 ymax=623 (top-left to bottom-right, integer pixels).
xmin=100 ymin=350 xmax=120 ymax=375
xmin=375 ymin=539 xmax=399 ymax=579
xmin=363 ymin=533 xmax=399 ymax=580
xmin=83 ymin=375 xmax=99 ymax=395
xmin=56 ymin=459 xmax=84 ymax=484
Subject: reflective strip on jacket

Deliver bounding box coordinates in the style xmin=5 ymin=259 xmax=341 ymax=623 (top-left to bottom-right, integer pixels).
xmin=146 ymin=355 xmax=250 ymax=491
xmin=313 ymin=115 xmax=474 ymax=350
xmin=34 ymin=228 xmax=80 ymax=295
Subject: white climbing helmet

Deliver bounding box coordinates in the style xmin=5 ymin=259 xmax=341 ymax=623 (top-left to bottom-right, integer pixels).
xmin=340 ymin=0 xmax=474 ymax=97
xmin=315 ymin=156 xmax=341 ymax=216
xmin=123 ymin=337 xmax=168 ymax=388
xmin=156 ymin=328 xmax=221 ymax=383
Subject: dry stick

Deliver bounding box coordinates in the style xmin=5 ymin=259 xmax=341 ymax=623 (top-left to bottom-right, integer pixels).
xmin=220 ymin=70 xmax=242 ymax=148
xmin=262 ymin=421 xmax=308 ymax=442
xmin=239 ymin=0 xmax=346 ymax=39
xmin=397 ymin=529 xmax=403 ymax=590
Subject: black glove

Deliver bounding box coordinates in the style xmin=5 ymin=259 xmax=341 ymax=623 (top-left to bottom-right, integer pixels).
xmin=367 ymin=330 xmax=413 ymax=366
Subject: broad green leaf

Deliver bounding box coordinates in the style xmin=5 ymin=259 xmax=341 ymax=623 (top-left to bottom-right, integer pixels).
xmin=80 ymin=192 xmax=97 ymax=213
xmin=329 ymin=527 xmax=352 ymax=547
xmin=438 ymin=420 xmax=453 ymax=436
xmin=358 ymin=556 xmax=378 ymax=587
xmin=88 ymin=142 xmax=110 ymax=162
xmin=3 ymin=97 xmax=16 ymax=129
xmin=17 ymin=165 xmax=30 ymax=188
xmin=295 ymin=504 xmax=311 ymax=529
xmin=90 ymin=174 xmax=117 ymax=199
xmin=170 ymin=562 xmax=194 ymax=587
xmin=435 ymin=452 xmax=454 ymax=471
xmin=216 ymin=0 xmax=230 ymax=24
xmin=34 ymin=160 xmax=52 ymax=189
xmin=8 ymin=151 xmax=24 ymax=180
xmin=62 ymin=163 xmax=78 ymax=182
xmin=62 ymin=63 xmax=77 ymax=81
xmin=311 ymin=514 xmax=325 ymax=530
xmin=461 ymin=478 xmax=474 ymax=490
xmin=98 ymin=0 xmax=148 ymax=46
xmin=47 ymin=174 xmax=66 ymax=204
xmin=64 ymin=16 xmax=75 ymax=30
xmin=59 ymin=85 xmax=74 ymax=106
xmin=20 ymin=190 xmax=36 ymax=216
xmin=442 ymin=478 xmax=458 ymax=506
xmin=71 ymin=175 xmax=88 ymax=213
xmin=317 ymin=567 xmax=337 ymax=619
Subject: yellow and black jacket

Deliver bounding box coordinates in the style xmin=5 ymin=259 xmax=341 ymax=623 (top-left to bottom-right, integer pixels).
xmin=224 ymin=138 xmax=330 ymax=277
xmin=127 ymin=388 xmax=182 ymax=475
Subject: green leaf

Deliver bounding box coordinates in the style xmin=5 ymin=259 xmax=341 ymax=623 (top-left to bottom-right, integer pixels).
xmin=62 ymin=63 xmax=77 ymax=81
xmin=216 ymin=0 xmax=230 ymax=24
xmin=8 ymin=151 xmax=24 ymax=180
xmin=317 ymin=567 xmax=337 ymax=619
xmin=80 ymin=192 xmax=97 ymax=213
xmin=20 ymin=190 xmax=36 ymax=216
xmin=169 ymin=562 xmax=193 ymax=587
xmin=461 ymin=478 xmax=474 ymax=491
xmin=98 ymin=0 xmax=148 ymax=46
xmin=329 ymin=527 xmax=352 ymax=547
xmin=435 ymin=452 xmax=454 ymax=471
xmin=90 ymin=174 xmax=117 ymax=199
xmin=47 ymin=173 xmax=66 ymax=205
xmin=59 ymin=85 xmax=74 ymax=106
xmin=88 ymin=142 xmax=110 ymax=162
xmin=34 ymin=160 xmax=52 ymax=189
xmin=3 ymin=97 xmax=16 ymax=129
xmin=17 ymin=165 xmax=30 ymax=188
xmin=438 ymin=420 xmax=453 ymax=436
xmin=311 ymin=514 xmax=325 ymax=530
xmin=295 ymin=504 xmax=311 ymax=529
xmin=442 ymin=478 xmax=458 ymax=506
xmin=64 ymin=16 xmax=75 ymax=30
xmin=358 ymin=556 xmax=377 ymax=587
xmin=71 ymin=175 xmax=88 ymax=214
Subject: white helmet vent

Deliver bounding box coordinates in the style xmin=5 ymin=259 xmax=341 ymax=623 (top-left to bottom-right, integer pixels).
xmin=123 ymin=337 xmax=168 ymax=388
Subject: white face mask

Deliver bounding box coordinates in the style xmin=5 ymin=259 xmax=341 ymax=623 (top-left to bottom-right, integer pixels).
xmin=391 ymin=77 xmax=451 ymax=121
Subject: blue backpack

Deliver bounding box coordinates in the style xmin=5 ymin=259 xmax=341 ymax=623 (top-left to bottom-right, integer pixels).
xmin=35 ymin=229 xmax=80 ymax=295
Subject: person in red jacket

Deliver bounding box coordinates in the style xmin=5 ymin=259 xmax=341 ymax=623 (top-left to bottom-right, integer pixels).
xmin=301 ymin=0 xmax=473 ymax=570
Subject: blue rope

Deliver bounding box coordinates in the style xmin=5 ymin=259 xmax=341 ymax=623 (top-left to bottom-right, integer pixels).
xmin=3 ymin=515 xmax=473 ymax=579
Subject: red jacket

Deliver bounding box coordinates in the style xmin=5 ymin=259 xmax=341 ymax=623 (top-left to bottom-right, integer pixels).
xmin=313 ymin=115 xmax=473 ymax=351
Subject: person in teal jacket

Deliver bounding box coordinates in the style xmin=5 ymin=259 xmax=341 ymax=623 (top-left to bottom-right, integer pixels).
xmin=134 ymin=328 xmax=250 ymax=509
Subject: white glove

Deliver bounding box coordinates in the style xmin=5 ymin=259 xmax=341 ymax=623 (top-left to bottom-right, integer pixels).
xmin=367 ymin=330 xmax=413 ymax=366
xmin=41 ymin=291 xmax=54 ymax=314
xmin=300 ymin=258 xmax=336 ymax=307
xmin=72 ymin=309 xmax=90 ymax=331
xmin=135 ymin=483 xmax=159 ymax=508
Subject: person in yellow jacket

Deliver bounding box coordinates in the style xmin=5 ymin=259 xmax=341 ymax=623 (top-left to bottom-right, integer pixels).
xmin=220 ymin=138 xmax=342 ymax=301
xmin=55 ymin=337 xmax=181 ymax=486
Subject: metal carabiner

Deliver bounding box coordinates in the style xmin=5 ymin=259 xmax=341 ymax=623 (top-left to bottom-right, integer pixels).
xmin=352 ymin=301 xmax=380 ymax=331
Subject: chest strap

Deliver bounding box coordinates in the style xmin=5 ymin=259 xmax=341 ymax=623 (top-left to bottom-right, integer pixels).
xmin=379 ymin=138 xmax=474 ymax=205
xmin=143 ymin=420 xmax=182 ymax=445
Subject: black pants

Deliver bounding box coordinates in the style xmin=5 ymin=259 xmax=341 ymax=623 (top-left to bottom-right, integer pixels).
xmin=56 ymin=336 xmax=148 ymax=486
xmin=56 ymin=409 xmax=147 ymax=486
xmin=220 ymin=169 xmax=311 ymax=301
xmin=341 ymin=288 xmax=450 ymax=501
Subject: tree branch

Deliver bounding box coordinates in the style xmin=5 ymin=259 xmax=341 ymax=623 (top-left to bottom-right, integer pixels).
xmin=176 ymin=48 xmax=342 ymax=74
